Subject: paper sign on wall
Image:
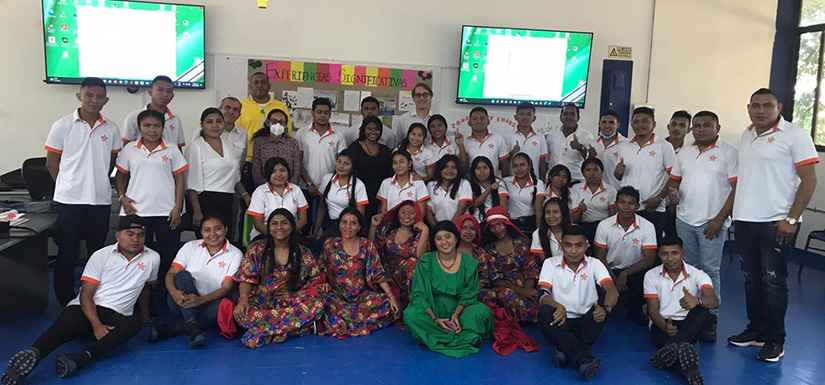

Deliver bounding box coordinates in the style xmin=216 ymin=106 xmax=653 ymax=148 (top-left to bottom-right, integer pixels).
xmin=608 ymin=46 xmax=632 ymax=59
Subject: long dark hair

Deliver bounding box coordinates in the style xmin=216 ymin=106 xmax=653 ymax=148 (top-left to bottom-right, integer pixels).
xmin=539 ymin=198 xmax=571 ymax=260
xmin=198 ymin=107 xmax=223 ymax=138
xmin=253 ymin=109 xmax=290 ymax=140
xmin=259 ymin=209 xmax=303 ymax=290
xmin=396 ymin=123 xmax=428 ymax=151
xmin=263 ymin=157 xmax=291 ymax=186
xmin=548 ymin=164 xmax=571 ymax=203
xmin=512 ymin=152 xmax=538 ymax=205
xmin=338 ymin=207 xmax=366 ymax=238
xmin=468 ymin=156 xmax=501 ymax=218
xmin=431 ymin=154 xmax=462 ymax=199
xmin=322 ymin=150 xmax=358 ymax=208
xmin=357 ymin=116 xmax=384 ymax=143
xmin=391 ymin=149 xmax=413 ymax=176
xmin=389 ymin=200 xmax=417 ymax=232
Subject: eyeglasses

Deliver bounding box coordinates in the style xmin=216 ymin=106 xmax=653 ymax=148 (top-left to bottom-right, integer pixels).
xmin=412 ymin=93 xmax=431 ymax=99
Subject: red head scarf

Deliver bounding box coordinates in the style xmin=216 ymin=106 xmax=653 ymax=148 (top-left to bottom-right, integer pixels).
xmin=454 ymin=214 xmax=482 ymax=245
xmin=484 ymin=206 xmax=527 ymax=239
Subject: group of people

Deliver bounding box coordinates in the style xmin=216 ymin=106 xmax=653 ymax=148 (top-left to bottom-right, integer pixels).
xmin=0 ymin=74 xmax=818 ymax=385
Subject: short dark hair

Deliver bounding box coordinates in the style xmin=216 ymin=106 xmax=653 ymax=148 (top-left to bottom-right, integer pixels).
xmin=312 ymin=97 xmax=332 ymax=111
xmin=199 ymin=107 xmax=223 ymax=124
xmin=200 ymin=213 xmax=227 ymax=229
xmin=249 ymin=72 xmax=269 ymax=81
xmin=561 ymin=103 xmax=580 ymax=117
xmin=751 ymin=88 xmax=780 ymax=103
xmin=427 ymin=114 xmax=449 ymax=131
xmin=659 ymin=236 xmax=683 ymax=249
xmin=616 ymin=185 xmax=640 ymax=205
xmin=429 ymin=220 xmax=460 ymax=251
xmin=80 ymin=77 xmax=106 ymax=91
xmin=693 ymin=110 xmax=720 ymax=125
xmin=151 ymin=75 xmax=173 ymax=87
xmin=469 ymin=106 xmax=489 ymax=117
xmin=516 ymin=102 xmax=536 ymax=113
xmin=137 ymin=109 xmax=165 ymax=127
xmin=632 ymin=106 xmax=655 ymax=120
xmin=361 ymin=96 xmax=380 ymax=108
xmin=413 ymin=82 xmax=433 ymax=96
xmin=357 ymin=116 xmax=384 ymax=142
xmin=601 ymin=110 xmax=620 ymax=121
xmin=670 ymin=110 xmax=692 ymax=123
xmin=580 ymin=157 xmax=604 ymax=174
xmin=220 ymin=96 xmax=241 ymax=108
xmin=562 ymin=224 xmax=587 ymax=240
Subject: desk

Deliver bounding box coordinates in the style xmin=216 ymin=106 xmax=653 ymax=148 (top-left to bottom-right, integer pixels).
xmin=0 ymin=213 xmax=57 ymax=310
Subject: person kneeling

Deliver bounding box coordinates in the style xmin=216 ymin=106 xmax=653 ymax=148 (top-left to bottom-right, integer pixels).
xmin=149 ymin=214 xmax=242 ymax=348
xmin=1 ymin=217 xmax=158 ymax=384
xmin=644 ymin=236 xmax=719 ymax=385
xmin=536 ymin=224 xmax=618 ymax=381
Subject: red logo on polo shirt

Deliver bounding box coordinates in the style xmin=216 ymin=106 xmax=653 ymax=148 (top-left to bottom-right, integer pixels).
xmin=329 ymin=141 xmax=335 ymax=148
xmin=407 ymin=191 xmax=414 ymax=198
xmin=414 ymin=156 xmax=421 ymax=162
xmin=101 ymin=134 xmax=108 ymax=143
xmin=580 ymin=273 xmax=588 ymax=282
xmin=218 ymin=261 xmax=226 ymax=269
xmin=488 ymin=143 xmax=495 ymax=149
xmin=709 ymin=155 xmax=717 ymax=162
xmin=161 ymin=155 xmax=169 ymax=163
xmin=169 ymin=124 xmax=176 ymax=131
xmin=613 ymin=152 xmax=619 ymax=158
xmin=649 ymin=150 xmax=656 ymax=157
xmin=137 ymin=262 xmax=146 ymax=270
xmin=632 ymin=238 xmax=640 ymax=245
xmin=600 ymin=196 xmax=607 ymax=203
xmin=767 ymin=137 xmax=776 ymax=144
xmin=532 ymin=141 xmax=538 ymax=147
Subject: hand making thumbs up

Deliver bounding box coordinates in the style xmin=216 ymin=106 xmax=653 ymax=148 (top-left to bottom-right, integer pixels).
xmin=679 ymin=286 xmax=699 ymax=310
xmin=593 ymin=301 xmax=606 ymax=322
xmin=614 ymin=158 xmax=626 ymax=180
xmin=665 ymin=318 xmax=678 ymax=337
xmin=668 ymin=186 xmax=679 ymax=204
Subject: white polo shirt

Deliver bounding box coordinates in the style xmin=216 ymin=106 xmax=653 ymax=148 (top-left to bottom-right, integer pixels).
xmin=407 ymin=146 xmax=437 ymax=178
xmin=45 ymin=110 xmax=122 ymax=205
xmin=594 ymin=214 xmax=658 ymax=269
xmin=223 ymin=125 xmax=248 ymax=170
xmin=508 ymin=128 xmax=549 ymax=176
xmin=617 ymin=134 xmax=676 ymax=212
xmin=546 ymin=127 xmax=595 ymax=182
xmin=318 ymin=174 xmax=369 ymax=220
xmin=570 ymin=182 xmax=617 ymax=223
xmin=670 ymin=139 xmax=738 ymax=227
xmin=122 ymin=106 xmax=185 ymax=148
xmin=504 ymin=176 xmax=545 ymax=219
xmin=171 ymin=240 xmax=243 ymax=296
xmin=643 ymin=262 xmax=713 ymax=322
xmin=538 ymin=256 xmax=613 ymax=319
xmin=427 ymin=179 xmax=473 ymax=222
xmin=376 ymin=176 xmax=430 ymax=211
xmin=184 ymin=136 xmax=243 ymax=194
xmin=71 ymin=245 xmax=160 ymax=316
xmin=733 ymin=118 xmax=820 ymax=222
xmin=594 ymin=134 xmax=629 ymax=189
xmin=115 ymin=139 xmax=188 ymax=217
xmin=425 ymin=137 xmax=460 ymax=161
xmin=465 ymin=131 xmax=511 ymax=177
xmin=530 ymin=228 xmax=562 ymax=259
xmin=342 ymin=123 xmax=394 ymax=148
xmin=471 ymin=183 xmax=510 ymax=223
xmin=295 ymin=124 xmax=347 ymax=188
xmin=247 ymin=182 xmax=309 ymax=239
xmin=392 ymin=110 xmax=434 ymax=145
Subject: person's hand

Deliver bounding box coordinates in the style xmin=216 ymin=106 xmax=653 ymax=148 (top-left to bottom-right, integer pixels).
xmin=93 ymin=323 xmax=115 ymax=340
xmin=704 ymin=218 xmax=725 ymax=240
xmin=317 ymin=283 xmax=331 ymax=293
xmin=679 ymin=287 xmax=700 ymax=310
xmin=614 ymin=158 xmax=626 ymax=179
xmin=234 ymin=297 xmax=250 ymax=321
xmin=411 ymin=174 xmax=424 ymax=181
xmin=371 ymin=214 xmax=382 ymax=228
xmin=121 ymin=196 xmax=138 ymax=215
xmin=449 ymin=313 xmax=463 ymax=334
xmin=307 ymin=184 xmax=319 ymax=197
xmin=644 ymin=196 xmax=662 ymax=212
xmin=242 ymin=194 xmax=252 ymax=206
xmin=434 ymin=318 xmax=453 ymax=333
xmin=775 ymin=220 xmax=796 ymax=245
xmin=593 ymin=302 xmax=606 ymax=323
xmin=168 ymin=208 xmax=181 ymax=230
xmin=181 ymin=294 xmax=204 ymax=309
xmin=414 ymin=222 xmax=429 ymax=235
xmin=521 ymin=288 xmax=539 ymax=301
xmin=550 ymin=304 xmax=567 ymax=327
xmin=171 ymin=289 xmax=187 ymax=307
xmin=309 ymin=226 xmax=320 ymax=240
xmin=388 ymin=294 xmax=400 ymax=314
xmin=141 ymin=313 xmax=156 ymax=324
xmin=454 ymin=131 xmax=465 ymax=148
xmin=274 ymin=288 xmax=293 ymax=306
xmin=577 ymin=199 xmax=587 ymax=213
xmin=667 ymin=187 xmax=679 ymax=204
xmin=192 ymin=210 xmax=203 ymax=228
xmin=491 ymin=180 xmax=501 ymax=190
xmin=616 ymin=271 xmax=629 ymax=292
xmin=665 ymin=318 xmax=678 ymax=337
xmin=571 ymin=135 xmax=584 ymax=151
xmin=587 ymin=145 xmax=598 ymax=158
xmin=511 ymin=142 xmax=521 ymax=157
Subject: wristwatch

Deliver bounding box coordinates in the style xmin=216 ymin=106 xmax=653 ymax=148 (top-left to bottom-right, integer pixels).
xmin=785 ymin=217 xmax=798 ymax=226
xmin=604 ymin=304 xmax=612 ymax=314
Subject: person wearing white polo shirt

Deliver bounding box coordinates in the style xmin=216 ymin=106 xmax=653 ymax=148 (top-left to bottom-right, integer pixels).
xmin=571 ymin=158 xmax=618 ymax=246
xmin=613 ymin=107 xmax=677 ymax=239
xmin=536 ymin=224 xmax=618 ymax=381
xmin=377 ymin=150 xmax=431 ymax=216
xmin=342 ymin=96 xmax=395 ymax=148
xmin=425 ymin=155 xmax=472 ymax=224
xmin=392 ymin=82 xmax=435 ymax=145
xmin=45 ymin=77 xmax=123 ymax=307
xmin=115 ymin=109 xmax=188 ymax=282
xmin=664 ymin=110 xmax=692 ymax=238
xmin=727 ymin=88 xmax=819 ymax=363
xmin=508 ymin=102 xmax=549 ymax=179
xmin=296 ymin=97 xmax=346 ymax=198
xmin=593 ymin=110 xmax=629 ymax=190
xmin=667 ymin=110 xmax=737 ymax=342
xmin=546 ymin=104 xmax=595 ymax=183
xmin=594 ymin=186 xmax=657 ymax=325
xmin=122 ymin=75 xmax=185 ymax=149
xmin=149 ymin=214 xmax=242 ymax=349
xmin=247 ymin=157 xmax=309 ymax=241
xmin=426 ymin=114 xmax=469 ymax=168
xmin=531 ymin=198 xmax=572 ymax=263
xmin=1 ymin=217 xmax=158 ymax=383
xmin=397 ymin=123 xmax=437 ymax=181
xmin=465 ymin=107 xmax=512 ymax=178
xmin=311 ymin=150 xmax=369 ymax=244
xmin=645 ymin=237 xmax=718 ymax=385
xmin=505 ymin=153 xmax=546 ymax=234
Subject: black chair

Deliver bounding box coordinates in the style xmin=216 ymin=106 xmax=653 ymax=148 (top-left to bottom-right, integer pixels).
xmin=799 ymin=229 xmax=825 ymax=276
xmin=21 ymin=157 xmax=55 ymax=201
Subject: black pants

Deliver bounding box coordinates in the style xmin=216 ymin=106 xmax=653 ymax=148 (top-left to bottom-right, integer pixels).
xmin=239 ymin=162 xmax=256 ymax=243
xmin=31 ymin=305 xmax=140 ymax=360
xmin=513 ymin=216 xmax=537 ymax=236
xmin=141 ymin=216 xmax=180 ymax=282
xmin=612 ymin=268 xmax=645 ymax=312
xmin=637 ymin=210 xmax=665 ymax=242
xmin=735 ymin=221 xmax=799 ymax=343
xmin=581 ymin=221 xmax=599 ymax=255
xmin=55 ymin=204 xmax=111 ymax=306
xmin=650 ymin=306 xmax=710 ymax=348
xmin=537 ymin=305 xmax=605 ymax=364
xmin=190 ymin=192 xmax=234 ymax=239
xmin=665 ymin=204 xmax=678 ymax=238
xmin=318 ymin=219 xmax=341 ymax=248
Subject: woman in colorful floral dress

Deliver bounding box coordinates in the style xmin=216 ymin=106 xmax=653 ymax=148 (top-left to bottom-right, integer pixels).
xmin=454 ymin=214 xmax=490 ymax=290
xmin=320 ymin=208 xmax=400 ymax=338
xmin=233 ymin=209 xmax=324 ymax=348
xmin=478 ymin=206 xmax=539 ymax=323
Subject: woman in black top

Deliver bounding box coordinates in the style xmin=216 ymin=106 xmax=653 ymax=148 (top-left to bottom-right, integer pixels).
xmin=348 ymin=116 xmax=393 ymax=221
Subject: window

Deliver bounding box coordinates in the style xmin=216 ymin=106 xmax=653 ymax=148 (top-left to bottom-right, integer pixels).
xmin=791 ymin=0 xmax=825 ymax=148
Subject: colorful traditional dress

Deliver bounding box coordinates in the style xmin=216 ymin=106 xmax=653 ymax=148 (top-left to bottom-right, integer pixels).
xmin=375 ymin=223 xmax=422 ymax=307
xmin=479 ymin=236 xmax=539 ymax=322
xmin=233 ymin=240 xmax=324 ymax=348
xmin=461 ymin=244 xmax=491 ymax=288
xmin=320 ymin=237 xmax=395 ymax=338
xmin=404 ymin=252 xmax=493 ymax=358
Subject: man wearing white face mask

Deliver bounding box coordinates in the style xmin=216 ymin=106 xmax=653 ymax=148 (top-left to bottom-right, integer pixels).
xmin=250 ymin=109 xmax=303 ymax=188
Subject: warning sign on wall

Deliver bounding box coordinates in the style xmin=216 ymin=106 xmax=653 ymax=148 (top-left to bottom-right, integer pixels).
xmin=608 ymin=46 xmax=632 ymax=59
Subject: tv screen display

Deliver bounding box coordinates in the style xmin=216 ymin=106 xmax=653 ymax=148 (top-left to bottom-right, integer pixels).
xmin=42 ymin=0 xmax=205 ymax=89
xmin=456 ymin=25 xmax=593 ymax=108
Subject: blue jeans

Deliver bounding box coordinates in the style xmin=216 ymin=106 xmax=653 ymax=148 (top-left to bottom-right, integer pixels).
xmin=167 ymin=271 xmax=221 ymax=328
xmin=734 ymin=221 xmax=799 ymax=343
xmin=675 ymin=218 xmax=726 ymax=316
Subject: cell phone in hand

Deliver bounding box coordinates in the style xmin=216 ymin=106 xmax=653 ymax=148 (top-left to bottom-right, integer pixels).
xmin=444 ymin=320 xmax=457 ymax=330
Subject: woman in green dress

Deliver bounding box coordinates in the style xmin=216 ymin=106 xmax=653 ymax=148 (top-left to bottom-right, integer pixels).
xmin=403 ymin=221 xmax=493 ymax=358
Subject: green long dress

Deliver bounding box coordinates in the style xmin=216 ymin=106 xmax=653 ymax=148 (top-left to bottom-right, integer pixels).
xmin=403 ymin=251 xmax=493 ymax=358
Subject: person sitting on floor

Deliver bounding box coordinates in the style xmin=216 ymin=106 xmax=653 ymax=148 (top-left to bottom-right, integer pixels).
xmin=1 ymin=216 xmax=159 ymax=384
xmin=645 ymin=236 xmax=718 ymax=385
xmin=454 ymin=214 xmax=491 ymax=289
xmin=148 ymin=214 xmax=242 ymax=348
xmin=536 ymin=224 xmax=618 ymax=381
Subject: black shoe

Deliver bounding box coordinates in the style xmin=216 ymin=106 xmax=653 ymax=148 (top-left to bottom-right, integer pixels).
xmin=675 ymin=342 xmax=703 ymax=385
xmin=186 ymin=320 xmax=206 ymax=349
xmin=627 ymin=307 xmax=648 ymax=326
xmin=699 ymin=315 xmax=717 ymax=343
xmin=54 ymin=351 xmax=91 ymax=379
xmin=148 ymin=323 xmax=184 ymax=343
xmin=727 ymin=329 xmax=765 ymax=347
xmin=756 ymin=342 xmax=784 ymax=363
xmin=1 ymin=348 xmax=40 ymax=385
xmin=650 ymin=342 xmax=679 ymax=369
xmin=552 ymin=348 xmax=567 ymax=367
xmin=577 ymin=354 xmax=602 ymax=381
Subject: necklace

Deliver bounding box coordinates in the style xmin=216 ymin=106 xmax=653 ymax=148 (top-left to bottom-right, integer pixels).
xmin=362 ymin=140 xmax=378 ymax=156
xmin=437 ymin=252 xmax=458 ymax=270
